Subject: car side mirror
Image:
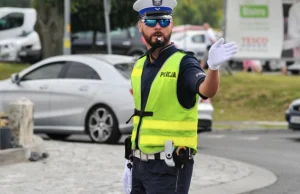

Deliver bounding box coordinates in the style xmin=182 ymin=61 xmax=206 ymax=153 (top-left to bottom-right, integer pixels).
xmin=11 ymin=73 xmax=21 ymax=85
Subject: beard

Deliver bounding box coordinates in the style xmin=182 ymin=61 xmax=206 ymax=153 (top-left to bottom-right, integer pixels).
xmin=142 ymin=31 xmax=171 ymax=49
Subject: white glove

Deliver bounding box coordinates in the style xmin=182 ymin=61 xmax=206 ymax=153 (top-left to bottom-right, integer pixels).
xmin=207 ymin=38 xmax=238 ymax=70
xmin=122 ymin=160 xmax=132 ymax=194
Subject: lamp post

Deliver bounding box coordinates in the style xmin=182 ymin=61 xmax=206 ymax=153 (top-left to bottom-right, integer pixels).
xmin=63 ymin=0 xmax=71 ymax=55
xmin=104 ymin=0 xmax=112 ymax=54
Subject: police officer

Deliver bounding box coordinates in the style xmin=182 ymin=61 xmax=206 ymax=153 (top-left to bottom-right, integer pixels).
xmin=123 ymin=0 xmax=238 ymax=193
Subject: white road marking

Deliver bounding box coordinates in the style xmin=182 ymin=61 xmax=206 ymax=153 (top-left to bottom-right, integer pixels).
xmin=237 ymin=136 xmax=260 ymax=141
xmin=201 ymin=134 xmax=226 ymax=139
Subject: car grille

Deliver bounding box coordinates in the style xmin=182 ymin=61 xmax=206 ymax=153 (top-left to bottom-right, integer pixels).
xmin=292 ymin=105 xmax=300 ymax=112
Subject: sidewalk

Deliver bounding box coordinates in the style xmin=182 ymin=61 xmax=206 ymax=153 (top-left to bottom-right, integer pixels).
xmin=0 ymin=135 xmax=44 ymax=166
xmin=0 ymin=140 xmax=277 ymax=194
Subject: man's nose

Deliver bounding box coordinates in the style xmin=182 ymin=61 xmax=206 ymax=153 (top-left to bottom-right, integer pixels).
xmin=154 ymin=22 xmax=162 ymax=30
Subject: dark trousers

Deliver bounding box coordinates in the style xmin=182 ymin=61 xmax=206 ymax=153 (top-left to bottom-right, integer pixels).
xmin=132 ymin=157 xmax=194 ymax=194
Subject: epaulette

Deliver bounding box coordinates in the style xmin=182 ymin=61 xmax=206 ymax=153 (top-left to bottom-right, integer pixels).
xmin=176 ymin=49 xmax=195 ymax=56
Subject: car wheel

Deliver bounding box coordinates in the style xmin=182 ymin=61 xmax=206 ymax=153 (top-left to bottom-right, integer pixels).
xmin=47 ymin=134 xmax=71 ymax=140
xmin=86 ymin=105 xmax=121 ymax=144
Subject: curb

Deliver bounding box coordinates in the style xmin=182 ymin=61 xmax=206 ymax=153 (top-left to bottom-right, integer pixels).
xmin=192 ymin=162 xmax=277 ymax=194
xmin=189 ymin=153 xmax=278 ymax=194
xmin=211 ymin=128 xmax=289 ymax=134
xmin=0 ymin=135 xmax=44 ymax=167
xmin=214 ymin=121 xmax=287 ymax=126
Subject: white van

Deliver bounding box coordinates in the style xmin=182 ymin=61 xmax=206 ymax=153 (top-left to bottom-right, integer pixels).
xmin=0 ymin=7 xmax=41 ymax=63
xmin=171 ymin=30 xmax=207 ymax=61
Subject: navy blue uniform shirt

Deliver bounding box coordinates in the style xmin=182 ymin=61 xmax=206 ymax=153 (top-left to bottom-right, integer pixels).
xmin=140 ymin=43 xmax=207 ymax=111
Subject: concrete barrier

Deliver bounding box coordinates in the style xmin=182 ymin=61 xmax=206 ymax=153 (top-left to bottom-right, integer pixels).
xmin=7 ymin=97 xmax=34 ymax=146
xmin=0 ymin=98 xmax=45 ymax=166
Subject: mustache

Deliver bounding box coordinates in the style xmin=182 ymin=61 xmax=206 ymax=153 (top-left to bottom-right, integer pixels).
xmin=152 ymin=31 xmax=163 ymax=36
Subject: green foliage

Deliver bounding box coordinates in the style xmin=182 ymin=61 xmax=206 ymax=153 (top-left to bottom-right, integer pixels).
xmin=173 ymin=0 xmax=223 ymax=28
xmin=0 ymin=0 xmax=31 ymax=8
xmin=0 ymin=63 xmax=28 ymax=80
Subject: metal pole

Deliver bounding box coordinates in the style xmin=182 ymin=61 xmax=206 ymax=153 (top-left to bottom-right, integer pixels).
xmin=104 ymin=0 xmax=112 ymax=54
xmin=63 ymin=0 xmax=71 ymax=55
xmin=222 ymin=0 xmax=227 ymax=41
xmin=184 ymin=24 xmax=186 ymax=50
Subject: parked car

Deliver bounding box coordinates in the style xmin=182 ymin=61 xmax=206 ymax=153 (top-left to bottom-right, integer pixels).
xmin=0 ymin=54 xmax=135 ymax=144
xmin=0 ymin=31 xmax=42 ymax=63
xmin=17 ymin=31 xmax=42 ymax=64
xmin=171 ymin=30 xmax=207 ymax=61
xmin=0 ymin=7 xmax=41 ymax=64
xmin=71 ymin=26 xmax=147 ymax=57
xmin=287 ymin=62 xmax=300 ymax=75
xmin=0 ymin=7 xmax=37 ymax=41
xmin=285 ymin=99 xmax=300 ymax=130
xmin=198 ymin=98 xmax=214 ymax=132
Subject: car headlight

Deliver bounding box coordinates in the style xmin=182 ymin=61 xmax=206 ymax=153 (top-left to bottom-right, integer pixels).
xmin=8 ymin=42 xmax=16 ymax=48
xmin=1 ymin=42 xmax=15 ymax=49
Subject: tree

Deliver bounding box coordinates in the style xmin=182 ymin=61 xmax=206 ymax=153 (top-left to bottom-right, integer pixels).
xmin=33 ymin=0 xmax=64 ymax=59
xmin=0 ymin=0 xmax=31 ymax=7
xmin=33 ymin=0 xmax=138 ymax=58
xmin=173 ymin=0 xmax=223 ymax=29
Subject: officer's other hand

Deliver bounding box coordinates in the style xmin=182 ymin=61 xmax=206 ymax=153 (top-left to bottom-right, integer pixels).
xmin=207 ymin=38 xmax=238 ymax=70
xmin=122 ymin=160 xmax=132 ymax=194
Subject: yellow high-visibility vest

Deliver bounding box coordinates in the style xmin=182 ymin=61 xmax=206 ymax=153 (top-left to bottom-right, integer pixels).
xmin=130 ymin=51 xmax=199 ymax=154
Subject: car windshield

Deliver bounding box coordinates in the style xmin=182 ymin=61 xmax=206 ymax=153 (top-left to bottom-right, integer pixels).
xmin=114 ymin=63 xmax=134 ymax=79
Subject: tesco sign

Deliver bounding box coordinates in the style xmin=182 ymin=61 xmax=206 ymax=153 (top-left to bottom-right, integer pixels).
xmin=242 ymin=37 xmax=269 ymax=45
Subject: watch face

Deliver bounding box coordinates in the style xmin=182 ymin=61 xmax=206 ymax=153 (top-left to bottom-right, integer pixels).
xmin=153 ymin=0 xmax=163 ymax=6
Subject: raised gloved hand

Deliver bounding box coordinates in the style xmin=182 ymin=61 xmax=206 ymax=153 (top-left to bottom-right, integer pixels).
xmin=207 ymin=38 xmax=238 ymax=70
xmin=122 ymin=160 xmax=132 ymax=194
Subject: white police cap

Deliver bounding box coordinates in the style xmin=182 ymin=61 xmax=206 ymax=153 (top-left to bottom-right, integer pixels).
xmin=133 ymin=0 xmax=177 ymax=17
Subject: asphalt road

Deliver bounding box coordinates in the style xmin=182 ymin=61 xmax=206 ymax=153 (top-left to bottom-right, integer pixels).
xmin=44 ymin=129 xmax=300 ymax=194
xmin=197 ymin=130 xmax=300 ymax=194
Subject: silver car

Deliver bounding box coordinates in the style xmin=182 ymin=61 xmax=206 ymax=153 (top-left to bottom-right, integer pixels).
xmin=285 ymin=98 xmax=300 ymax=130
xmin=198 ymin=98 xmax=214 ymax=132
xmin=0 ymin=54 xmax=135 ymax=144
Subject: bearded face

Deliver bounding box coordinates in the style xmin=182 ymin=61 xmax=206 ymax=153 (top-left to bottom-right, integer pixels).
xmin=138 ymin=18 xmax=174 ymax=49
xmin=142 ymin=30 xmax=172 ymax=48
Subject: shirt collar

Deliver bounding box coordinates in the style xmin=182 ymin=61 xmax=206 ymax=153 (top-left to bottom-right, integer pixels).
xmin=146 ymin=43 xmax=177 ymax=66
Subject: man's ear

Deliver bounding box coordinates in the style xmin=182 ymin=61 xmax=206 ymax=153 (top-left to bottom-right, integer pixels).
xmin=138 ymin=21 xmax=142 ymax=32
xmin=170 ymin=19 xmax=174 ymax=28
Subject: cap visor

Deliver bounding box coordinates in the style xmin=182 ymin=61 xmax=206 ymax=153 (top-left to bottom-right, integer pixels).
xmin=141 ymin=15 xmax=172 ymax=20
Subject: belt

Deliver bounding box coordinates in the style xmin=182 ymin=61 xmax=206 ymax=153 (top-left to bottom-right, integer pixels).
xmin=133 ymin=148 xmax=194 ymax=161
xmin=133 ymin=149 xmax=165 ymax=161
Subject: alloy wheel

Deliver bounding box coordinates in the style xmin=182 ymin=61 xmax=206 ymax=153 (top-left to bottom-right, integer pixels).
xmin=88 ymin=107 xmax=114 ymax=142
